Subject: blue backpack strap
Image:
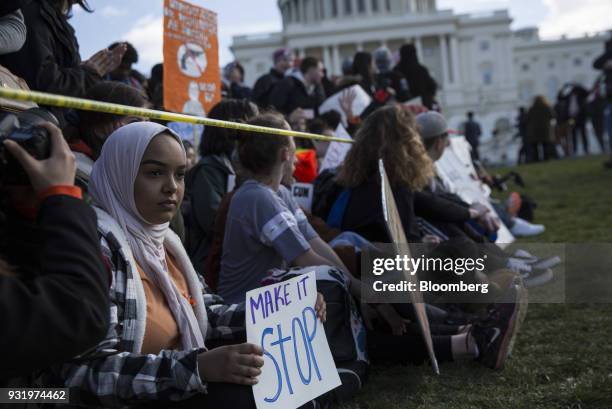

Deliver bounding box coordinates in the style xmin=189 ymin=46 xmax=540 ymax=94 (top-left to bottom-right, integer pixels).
xmin=466 ymin=219 xmax=498 ymax=242
xmin=326 ymin=188 xmax=351 ymax=229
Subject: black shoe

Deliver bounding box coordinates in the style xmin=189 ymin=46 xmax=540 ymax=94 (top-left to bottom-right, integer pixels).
xmin=471 ymin=285 xmax=523 ymax=369
xmin=333 ymin=368 xmax=362 ymax=403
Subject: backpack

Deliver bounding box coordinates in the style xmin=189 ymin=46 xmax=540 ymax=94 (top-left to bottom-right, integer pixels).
xmin=326 ymin=189 xmax=351 ymax=229
xmin=0 ymin=65 xmax=37 ymax=112
xmin=312 ymin=167 xmax=343 ymax=219
xmin=263 ymin=267 xmax=368 ymax=404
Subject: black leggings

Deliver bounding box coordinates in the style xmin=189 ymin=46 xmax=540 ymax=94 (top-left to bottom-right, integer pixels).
xmin=367 ymin=329 xmax=454 ymax=365
xmin=572 ymin=119 xmax=588 ymax=155
xmin=366 ymin=303 xmax=458 ymax=365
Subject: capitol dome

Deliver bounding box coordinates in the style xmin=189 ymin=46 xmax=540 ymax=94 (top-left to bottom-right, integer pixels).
xmin=277 ymin=0 xmax=438 ymax=27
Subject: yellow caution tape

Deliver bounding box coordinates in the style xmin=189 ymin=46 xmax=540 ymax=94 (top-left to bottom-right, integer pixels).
xmin=0 ymin=88 xmax=354 ymax=144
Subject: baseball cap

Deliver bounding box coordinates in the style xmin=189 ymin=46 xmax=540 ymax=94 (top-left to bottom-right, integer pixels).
xmin=415 ymin=111 xmax=449 ymax=140
xmin=273 ymin=48 xmax=293 ymax=63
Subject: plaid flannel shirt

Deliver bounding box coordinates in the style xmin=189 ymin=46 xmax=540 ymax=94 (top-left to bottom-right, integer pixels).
xmin=45 ymin=230 xmax=246 ymax=409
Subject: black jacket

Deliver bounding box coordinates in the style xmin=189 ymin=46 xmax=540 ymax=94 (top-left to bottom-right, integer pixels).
xmin=394 ymin=45 xmax=438 ymax=109
xmin=251 ymin=68 xmax=285 ymax=108
xmin=0 ymin=0 xmax=30 ymax=15
xmin=221 ymin=81 xmax=252 ymax=100
xmin=0 ymin=0 xmax=101 ymax=122
xmin=269 ymin=74 xmax=326 ymax=116
xmin=593 ymin=39 xmax=612 ymax=103
xmin=185 ymin=154 xmax=234 ymax=275
xmin=0 ymin=194 xmax=109 ymax=384
xmin=374 ymin=70 xmax=411 ymax=103
xmin=413 ymin=190 xmax=471 ymax=224
xmin=341 ymin=178 xmax=421 ymax=243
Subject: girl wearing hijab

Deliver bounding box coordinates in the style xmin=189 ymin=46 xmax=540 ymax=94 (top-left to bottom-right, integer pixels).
xmin=44 ymin=122 xmax=325 ymax=408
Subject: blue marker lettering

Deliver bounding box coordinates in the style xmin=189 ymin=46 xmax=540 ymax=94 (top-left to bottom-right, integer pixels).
xmin=292 ymin=317 xmax=312 ymax=385
xmin=264 ymin=290 xmax=274 ymax=317
xmin=283 ymin=283 xmax=292 ymax=307
xmin=261 ymin=327 xmax=282 ymax=403
xmin=273 ymin=285 xmax=286 ymax=310
xmin=270 ymin=324 xmax=294 ymax=396
xmin=302 ymin=307 xmax=322 ymax=381
xmin=249 ymin=293 xmax=264 ymax=325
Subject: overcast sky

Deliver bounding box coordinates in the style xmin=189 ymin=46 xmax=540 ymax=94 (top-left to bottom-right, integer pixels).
xmin=70 ymin=0 xmax=612 ymax=75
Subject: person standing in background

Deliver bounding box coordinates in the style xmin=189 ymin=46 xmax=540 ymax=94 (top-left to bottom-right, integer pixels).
xmin=268 ymin=56 xmax=326 ymax=117
xmin=222 ymin=61 xmax=251 ymax=100
xmin=351 ymin=51 xmax=376 ymax=97
xmin=106 ymin=42 xmax=146 ymax=92
xmin=516 ymin=107 xmax=528 ymax=164
xmin=251 ymin=48 xmax=294 ymax=109
xmin=373 ymin=47 xmax=411 ymax=103
xmin=587 ymin=75 xmax=608 ymax=154
xmin=393 ymin=43 xmax=438 ymax=109
xmin=462 ymin=111 xmax=482 ymax=161
xmin=526 ymin=95 xmax=557 ymax=163
xmin=0 ymin=0 xmax=126 ymax=125
xmin=593 ymin=38 xmax=612 ymax=168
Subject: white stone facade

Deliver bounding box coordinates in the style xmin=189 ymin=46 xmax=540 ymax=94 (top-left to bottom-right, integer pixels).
xmin=231 ymin=0 xmax=609 ymax=151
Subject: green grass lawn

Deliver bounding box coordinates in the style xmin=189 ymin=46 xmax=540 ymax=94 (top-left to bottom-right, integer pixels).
xmin=345 ymin=155 xmax=612 ymax=409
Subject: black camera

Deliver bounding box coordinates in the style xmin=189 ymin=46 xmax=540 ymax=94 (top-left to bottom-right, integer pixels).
xmin=0 ymin=108 xmax=58 ymax=186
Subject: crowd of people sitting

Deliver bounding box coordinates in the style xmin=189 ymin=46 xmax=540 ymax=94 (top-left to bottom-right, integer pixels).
xmin=1 ymin=1 xmax=606 ymax=408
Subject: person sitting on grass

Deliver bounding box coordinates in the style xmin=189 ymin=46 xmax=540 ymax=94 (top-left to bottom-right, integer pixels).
xmin=43 ymin=121 xmax=325 ymax=408
xmin=185 ymin=98 xmax=258 ymax=276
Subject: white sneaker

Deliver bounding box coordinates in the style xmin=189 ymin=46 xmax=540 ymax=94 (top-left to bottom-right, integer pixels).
xmin=512 ymin=249 xmax=537 ymax=262
xmin=521 ymin=268 xmax=554 ymax=288
xmin=506 ymin=257 xmax=532 ymax=274
xmin=510 ymin=217 xmax=545 ymax=237
xmin=511 ymin=249 xmax=562 ymax=270
xmin=506 ymin=258 xmax=554 ymax=287
xmin=531 ymin=256 xmax=562 ymax=270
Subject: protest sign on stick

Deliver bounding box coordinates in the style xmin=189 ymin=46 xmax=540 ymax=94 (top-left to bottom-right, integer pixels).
xmin=378 ymin=159 xmax=440 ymax=374
xmin=163 ymin=0 xmax=220 ymax=115
xmin=246 ymin=272 xmax=341 ymax=409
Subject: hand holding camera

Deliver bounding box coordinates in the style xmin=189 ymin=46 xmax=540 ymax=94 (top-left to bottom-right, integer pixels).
xmin=3 ymin=121 xmax=76 ymax=193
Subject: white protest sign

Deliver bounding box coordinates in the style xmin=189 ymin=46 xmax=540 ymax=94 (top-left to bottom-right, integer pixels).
xmin=319 ymin=124 xmax=352 ymax=173
xmin=246 ymin=272 xmax=340 ymax=409
xmin=167 ymin=121 xmax=204 ymax=147
xmin=318 ymin=84 xmax=371 ymax=127
xmin=435 ymin=136 xmax=514 ymax=247
xmin=291 ymin=183 xmax=314 ymax=212
xmin=404 ymin=96 xmax=423 ymax=106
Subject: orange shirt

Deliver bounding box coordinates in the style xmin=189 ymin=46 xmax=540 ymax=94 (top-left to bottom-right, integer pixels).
xmin=136 ymin=254 xmax=194 ymax=354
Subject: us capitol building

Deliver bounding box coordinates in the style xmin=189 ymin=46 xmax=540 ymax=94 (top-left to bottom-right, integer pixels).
xmin=231 ymin=0 xmax=608 ymax=139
